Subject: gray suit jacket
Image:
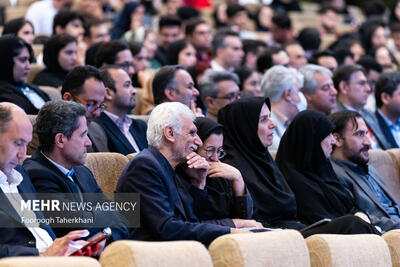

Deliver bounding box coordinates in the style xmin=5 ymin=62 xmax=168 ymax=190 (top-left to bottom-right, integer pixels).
xmin=87 ymin=121 xmax=109 ymax=152
xmin=330 ymin=157 xmax=400 ymax=231
xmin=332 ymin=101 xmax=393 ymax=149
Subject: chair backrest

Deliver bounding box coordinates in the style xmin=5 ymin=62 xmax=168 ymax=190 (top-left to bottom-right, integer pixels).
xmin=383 ymin=230 xmax=400 ymax=267
xmin=27 ymin=64 xmax=45 ymax=84
xmin=38 ymin=86 xmax=62 ymax=101
xmin=126 ymin=153 xmax=137 ymax=160
xmin=84 ymin=152 xmax=129 ymax=194
xmin=99 ymin=240 xmax=213 ymax=267
xmin=369 ymin=149 xmax=400 ymax=203
xmin=27 ymin=114 xmax=38 ymax=156
xmin=306 ymin=234 xmax=391 ymax=267
xmin=209 ymin=230 xmax=310 ymax=267
xmin=0 ymin=256 xmax=101 ymax=267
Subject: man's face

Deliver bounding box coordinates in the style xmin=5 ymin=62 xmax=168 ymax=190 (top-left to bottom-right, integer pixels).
xmin=318 ymin=56 xmax=338 ymax=73
xmin=0 ymin=111 xmax=32 ymax=176
xmin=61 ymin=116 xmax=92 ymax=167
xmin=220 ymin=36 xmax=243 ymax=68
xmin=305 ymin=72 xmax=337 ymax=115
xmin=391 ymin=31 xmax=400 ymax=51
xmin=344 ymin=71 xmax=371 ymax=110
xmin=272 ymin=50 xmax=290 ymax=67
xmin=114 ymin=49 xmax=135 ymax=78
xmin=320 ymin=10 xmax=338 ymax=32
xmin=383 ymin=84 xmax=400 ymax=119
xmin=109 ymin=68 xmax=136 ymax=112
xmin=339 ymin=117 xmax=371 ymax=165
xmin=190 ymin=23 xmax=211 ymax=50
xmin=257 ymin=103 xmax=275 ymax=148
xmin=173 ymin=69 xmax=199 ymax=107
xmin=286 ymin=44 xmax=307 ymax=69
xmin=366 ymin=69 xmax=380 ymax=92
xmin=64 ymin=19 xmax=85 ymax=41
xmin=88 ymin=23 xmax=110 ymax=45
xmin=159 ymin=26 xmax=181 ymax=50
xmin=230 ymin=11 xmax=248 ymax=30
xmin=172 ymin=114 xmax=203 ymax=162
xmin=208 ymin=80 xmax=240 ymax=116
xmin=75 ymin=77 xmax=106 ymax=124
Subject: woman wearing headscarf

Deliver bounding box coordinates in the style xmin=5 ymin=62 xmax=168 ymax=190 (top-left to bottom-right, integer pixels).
xmin=218 ymin=97 xmax=379 ymax=235
xmin=0 ymin=36 xmax=49 ymax=115
xmin=192 ymin=117 xmax=261 ymax=228
xmin=275 ymin=110 xmax=373 ymax=226
xmin=111 ymin=2 xmax=145 ymax=41
xmin=2 ymin=18 xmax=35 ymax=45
xmin=33 ymin=34 xmax=77 ymax=88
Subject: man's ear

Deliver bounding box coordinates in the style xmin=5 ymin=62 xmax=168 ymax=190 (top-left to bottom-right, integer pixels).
xmin=205 ymin=96 xmax=214 ymax=108
xmin=54 ymin=25 xmax=63 ymax=35
xmin=381 ymin=92 xmax=391 ymax=106
xmin=339 ymin=81 xmax=348 ymax=95
xmin=304 ymin=92 xmax=313 ymax=102
xmin=105 ymin=87 xmax=114 ymax=101
xmin=163 ymin=126 xmax=176 ymax=143
xmin=54 ymin=133 xmax=66 ymax=149
xmin=164 ymin=88 xmax=176 ymax=102
xmin=282 ymin=88 xmax=292 ymax=102
xmin=333 ymin=132 xmax=344 ymax=148
xmin=63 ymin=92 xmax=73 ymax=101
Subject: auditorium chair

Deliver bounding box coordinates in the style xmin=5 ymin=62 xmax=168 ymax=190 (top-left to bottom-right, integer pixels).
xmin=0 ymin=256 xmax=101 ymax=267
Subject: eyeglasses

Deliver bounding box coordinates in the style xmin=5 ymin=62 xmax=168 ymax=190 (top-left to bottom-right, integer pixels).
xmin=203 ymin=147 xmax=226 ymax=159
xmin=73 ymin=96 xmax=106 ymax=113
xmin=214 ymin=91 xmax=242 ymax=101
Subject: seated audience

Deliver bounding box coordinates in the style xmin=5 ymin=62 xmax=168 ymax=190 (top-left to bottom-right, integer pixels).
xmin=0 ymin=102 xmax=91 ymax=257
xmin=275 ymin=110 xmax=376 ymax=228
xmin=111 ymin=2 xmax=145 ymax=40
xmin=95 ymin=66 xmax=148 ymax=155
xmin=33 ymin=34 xmax=78 ymax=88
xmin=256 ymin=47 xmax=290 ymax=74
xmin=83 ymin=19 xmax=111 ymax=47
xmin=0 ymin=36 xmax=49 ymax=115
xmin=152 ymin=65 xmax=201 ymax=115
xmin=210 ymin=29 xmax=243 ymax=72
xmin=373 ymin=71 xmax=400 ymax=148
xmin=95 ymin=40 xmax=135 ymax=79
xmin=199 ymin=70 xmax=241 ymax=121
xmin=2 ymin=18 xmax=35 ymax=45
xmin=167 ymin=39 xmax=197 ymax=69
xmin=329 ymin=110 xmax=400 ymax=231
xmin=285 ymin=42 xmax=308 ymax=70
xmin=241 ymin=39 xmax=267 ymax=71
xmin=310 ymin=50 xmax=338 ymax=73
xmin=155 ymin=15 xmax=182 ymax=66
xmin=116 ymin=102 xmax=246 ymax=246
xmin=297 ymin=28 xmax=321 ymax=59
xmin=129 ymin=42 xmax=148 ymax=88
xmin=270 ymin=13 xmax=294 ymax=45
xmin=53 ymin=9 xmax=85 ymax=42
xmin=234 ymin=66 xmax=262 ymax=97
xmin=300 ymin=64 xmax=337 ymax=115
xmin=254 ymin=5 xmax=274 ymax=32
xmin=218 ymin=97 xmax=379 ymax=235
xmin=332 ymin=64 xmax=387 ymax=149
xmin=261 ymin=65 xmax=306 ymax=150
xmin=317 ymin=4 xmax=339 ymax=36
xmin=23 ymin=100 xmax=129 ymax=240
xmin=357 ymin=55 xmax=382 ymax=111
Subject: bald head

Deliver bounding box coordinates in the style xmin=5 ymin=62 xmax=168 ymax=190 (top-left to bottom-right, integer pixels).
xmin=0 ymin=102 xmax=32 ymax=176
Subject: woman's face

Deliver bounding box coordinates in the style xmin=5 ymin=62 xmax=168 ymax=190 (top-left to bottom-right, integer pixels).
xmin=178 ymin=44 xmax=197 ymax=68
xmin=350 ymin=43 xmax=364 ymax=62
xmin=130 ymin=5 xmax=145 ymax=29
xmin=320 ymin=133 xmax=336 ymax=158
xmin=257 ymin=103 xmax=275 ymax=148
xmin=243 ymin=72 xmax=262 ymax=97
xmin=17 ymin=23 xmax=34 ymax=45
xmin=259 ymin=6 xmax=273 ymax=29
xmin=198 ymin=133 xmax=224 ymax=162
xmin=143 ymin=32 xmax=157 ymax=58
xmin=395 ymin=2 xmax=400 ymax=20
xmin=133 ymin=47 xmax=148 ymax=72
xmin=371 ymin=26 xmax=387 ymax=48
xmin=58 ymin=42 xmax=77 ymax=72
xmin=13 ymin=47 xmax=30 ymax=83
xmin=375 ymin=46 xmax=392 ymax=66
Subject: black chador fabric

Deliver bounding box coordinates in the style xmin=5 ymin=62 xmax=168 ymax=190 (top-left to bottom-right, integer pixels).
xmin=275 ymin=110 xmax=357 ymax=225
xmin=218 ymin=97 xmax=300 ymax=228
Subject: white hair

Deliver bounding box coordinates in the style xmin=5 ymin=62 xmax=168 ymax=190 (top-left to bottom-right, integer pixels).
xmin=299 ymin=64 xmax=332 ymax=94
xmin=147 ymin=102 xmax=195 ymax=148
xmin=261 ymin=65 xmax=304 ymax=103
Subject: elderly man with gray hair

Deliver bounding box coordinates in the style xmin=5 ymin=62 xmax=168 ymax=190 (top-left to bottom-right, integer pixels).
xmin=116 ymin=102 xmax=247 ymax=246
xmin=299 ymin=64 xmax=337 ymax=115
xmin=261 ymin=65 xmax=306 ymax=150
xmin=199 ymin=70 xmax=241 ymax=121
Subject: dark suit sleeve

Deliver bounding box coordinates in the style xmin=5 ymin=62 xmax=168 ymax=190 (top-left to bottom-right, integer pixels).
xmin=0 ymin=245 xmax=39 ymax=258
xmin=118 ymin=160 xmax=230 ymax=245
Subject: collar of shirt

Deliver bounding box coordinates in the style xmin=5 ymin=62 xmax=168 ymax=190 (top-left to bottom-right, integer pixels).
xmin=40 ymin=151 xmax=72 ymax=180
xmin=331 ymin=156 xmax=369 ymax=175
xmin=104 ymin=111 xmax=132 ymax=132
xmin=210 ymin=60 xmax=234 ymax=72
xmin=0 ymin=168 xmax=23 ymax=187
xmin=377 ymin=108 xmax=400 ymax=129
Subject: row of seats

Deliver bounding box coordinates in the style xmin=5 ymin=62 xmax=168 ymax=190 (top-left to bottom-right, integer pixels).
xmin=1 ymin=229 xmax=400 ymax=266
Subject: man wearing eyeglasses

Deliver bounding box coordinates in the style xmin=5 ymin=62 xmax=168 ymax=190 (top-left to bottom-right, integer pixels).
xmin=199 ymin=70 xmax=241 ymax=121
xmin=62 ymin=65 xmax=109 ymax=152
xmin=332 ymin=64 xmax=387 ymax=150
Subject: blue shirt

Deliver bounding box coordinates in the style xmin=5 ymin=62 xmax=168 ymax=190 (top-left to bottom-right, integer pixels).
xmin=377 ymin=109 xmax=400 ymax=147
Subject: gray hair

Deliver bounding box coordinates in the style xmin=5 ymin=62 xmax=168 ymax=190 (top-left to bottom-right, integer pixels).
xmin=199 ymin=70 xmax=239 ymax=108
xmin=261 ymin=65 xmax=304 ymax=103
xmin=36 ymin=100 xmax=86 ymax=153
xmin=147 ymin=102 xmax=195 ymax=148
xmin=299 ymin=64 xmax=332 ymax=94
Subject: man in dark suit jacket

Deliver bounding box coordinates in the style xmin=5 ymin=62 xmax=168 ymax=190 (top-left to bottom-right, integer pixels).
xmin=116 ymin=102 xmax=247 ymax=246
xmin=96 ymin=66 xmax=147 ymax=155
xmin=0 ymin=102 xmax=90 ymax=257
xmin=23 ymin=100 xmax=129 ymax=241
xmin=373 ymin=71 xmax=400 ymax=149
xmin=329 ymin=110 xmax=400 ymax=232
